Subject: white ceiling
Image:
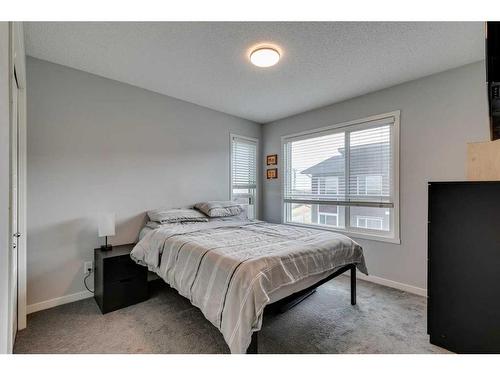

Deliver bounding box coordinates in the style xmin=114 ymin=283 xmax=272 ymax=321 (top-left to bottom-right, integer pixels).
xmin=24 ymin=22 xmax=485 ymax=123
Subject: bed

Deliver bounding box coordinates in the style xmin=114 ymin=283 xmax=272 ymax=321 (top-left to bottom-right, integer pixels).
xmin=131 ymin=218 xmax=368 ymax=353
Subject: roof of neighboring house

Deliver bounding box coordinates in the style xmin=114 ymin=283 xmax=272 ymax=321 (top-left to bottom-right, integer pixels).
xmin=301 ymin=142 xmax=390 ymax=176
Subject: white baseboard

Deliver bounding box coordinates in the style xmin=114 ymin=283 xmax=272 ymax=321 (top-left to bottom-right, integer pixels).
xmin=344 ymin=272 xmax=427 ymax=297
xmin=27 ymin=290 xmax=93 ymax=314
xmin=26 ymin=273 xmax=426 ymax=315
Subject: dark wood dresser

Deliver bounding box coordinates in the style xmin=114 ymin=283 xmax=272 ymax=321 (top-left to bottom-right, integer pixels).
xmin=94 ymin=243 xmax=148 ymax=314
xmin=428 ymin=181 xmax=500 ymax=353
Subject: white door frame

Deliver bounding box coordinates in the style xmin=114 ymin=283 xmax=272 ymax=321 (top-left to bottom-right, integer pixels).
xmin=9 ymin=53 xmax=19 ymax=351
xmin=0 ymin=21 xmax=27 ymax=354
xmin=0 ymin=21 xmax=24 ymax=355
xmin=0 ymin=21 xmax=11 ymax=355
xmin=4 ymin=21 xmax=27 ymax=353
xmin=11 ymin=22 xmax=27 ymax=333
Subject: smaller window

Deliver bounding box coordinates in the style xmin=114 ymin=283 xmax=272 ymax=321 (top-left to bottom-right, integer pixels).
xmin=231 ymin=134 xmax=258 ymax=219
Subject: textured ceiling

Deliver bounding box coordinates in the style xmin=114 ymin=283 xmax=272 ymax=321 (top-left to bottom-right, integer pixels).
xmin=24 ymin=22 xmax=485 ymax=123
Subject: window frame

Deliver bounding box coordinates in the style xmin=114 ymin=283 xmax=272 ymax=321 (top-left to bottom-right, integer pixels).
xmin=230 ymin=133 xmax=259 ymax=220
xmin=280 ymin=111 xmax=400 ymax=244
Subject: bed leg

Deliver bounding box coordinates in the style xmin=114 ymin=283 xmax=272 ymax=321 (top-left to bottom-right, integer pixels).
xmin=246 ymin=332 xmax=258 ymax=354
xmin=350 ymin=265 xmax=356 ymax=306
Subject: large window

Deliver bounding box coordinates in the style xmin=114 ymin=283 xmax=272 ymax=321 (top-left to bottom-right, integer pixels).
xmin=282 ymin=112 xmax=399 ymax=242
xmin=231 ymin=134 xmax=258 ymax=219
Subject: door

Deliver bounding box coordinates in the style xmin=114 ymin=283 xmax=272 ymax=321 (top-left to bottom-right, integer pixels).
xmin=8 ymin=67 xmax=19 ymax=349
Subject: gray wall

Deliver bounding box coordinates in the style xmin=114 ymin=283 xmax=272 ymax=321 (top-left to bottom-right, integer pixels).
xmin=26 ymin=57 xmax=261 ymax=305
xmin=262 ymin=61 xmax=489 ymax=290
xmin=27 ymin=56 xmax=490 ymax=304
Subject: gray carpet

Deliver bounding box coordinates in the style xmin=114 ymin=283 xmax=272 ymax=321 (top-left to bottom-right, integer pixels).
xmin=14 ymin=277 xmax=448 ymax=354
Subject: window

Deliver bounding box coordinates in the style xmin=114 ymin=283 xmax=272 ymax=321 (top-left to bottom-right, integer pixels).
xmin=282 ymin=112 xmax=400 ymax=242
xmin=231 ymin=134 xmax=258 ymax=219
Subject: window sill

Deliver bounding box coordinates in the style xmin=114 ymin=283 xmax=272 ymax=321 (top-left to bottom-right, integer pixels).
xmin=283 ymin=221 xmax=401 ymax=245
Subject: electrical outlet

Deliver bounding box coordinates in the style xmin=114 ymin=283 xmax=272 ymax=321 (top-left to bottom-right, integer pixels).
xmin=84 ymin=261 xmax=93 ymax=275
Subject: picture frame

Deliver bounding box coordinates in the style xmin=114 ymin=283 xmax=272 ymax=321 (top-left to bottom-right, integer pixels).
xmin=267 ymin=168 xmax=278 ymax=179
xmin=266 ymin=154 xmax=278 ymax=166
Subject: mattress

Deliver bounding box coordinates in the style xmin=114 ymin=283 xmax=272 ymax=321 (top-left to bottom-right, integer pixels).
xmin=131 ymin=220 xmax=367 ymax=353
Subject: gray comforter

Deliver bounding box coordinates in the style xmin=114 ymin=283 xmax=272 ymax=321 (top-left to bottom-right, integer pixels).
xmin=130 ymin=220 xmax=368 ymax=353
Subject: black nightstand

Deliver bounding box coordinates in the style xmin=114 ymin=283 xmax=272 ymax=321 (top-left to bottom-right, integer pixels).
xmin=94 ymin=243 xmax=148 ymax=314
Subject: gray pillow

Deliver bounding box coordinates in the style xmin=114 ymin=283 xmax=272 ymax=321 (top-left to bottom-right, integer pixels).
xmin=194 ymin=201 xmax=243 ymax=218
xmin=147 ymin=208 xmax=208 ymax=223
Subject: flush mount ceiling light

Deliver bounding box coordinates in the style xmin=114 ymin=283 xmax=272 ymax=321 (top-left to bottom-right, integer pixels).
xmin=249 ymin=47 xmax=281 ymax=68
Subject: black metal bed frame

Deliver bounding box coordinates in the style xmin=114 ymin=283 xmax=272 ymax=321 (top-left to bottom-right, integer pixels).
xmin=246 ymin=263 xmax=357 ymax=354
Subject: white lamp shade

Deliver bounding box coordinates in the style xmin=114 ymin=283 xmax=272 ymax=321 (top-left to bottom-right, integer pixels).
xmin=98 ymin=213 xmax=116 ymax=237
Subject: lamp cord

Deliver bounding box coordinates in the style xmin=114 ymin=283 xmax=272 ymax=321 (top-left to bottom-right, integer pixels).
xmin=84 ymin=269 xmax=94 ymax=294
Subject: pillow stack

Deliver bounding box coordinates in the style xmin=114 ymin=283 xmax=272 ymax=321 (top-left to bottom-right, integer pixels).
xmin=147 ymin=201 xmax=246 ymax=226
xmin=194 ymin=201 xmax=243 ymax=218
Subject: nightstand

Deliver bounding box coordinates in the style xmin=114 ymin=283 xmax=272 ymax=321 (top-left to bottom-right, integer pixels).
xmin=94 ymin=243 xmax=148 ymax=314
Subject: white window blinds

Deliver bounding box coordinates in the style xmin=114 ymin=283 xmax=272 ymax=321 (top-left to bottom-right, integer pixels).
xmin=232 ymin=136 xmax=257 ymax=190
xmin=283 ymin=113 xmax=399 ymax=241
xmin=231 ymin=135 xmax=258 ymax=219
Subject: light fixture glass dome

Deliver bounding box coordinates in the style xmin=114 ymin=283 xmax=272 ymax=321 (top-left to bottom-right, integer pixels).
xmin=250 ymin=47 xmax=280 ymax=67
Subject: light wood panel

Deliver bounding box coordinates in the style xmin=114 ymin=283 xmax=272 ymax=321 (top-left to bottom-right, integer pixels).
xmin=467 ymin=140 xmax=500 ymax=181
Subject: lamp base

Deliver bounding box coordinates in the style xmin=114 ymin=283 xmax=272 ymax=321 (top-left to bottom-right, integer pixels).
xmin=100 ymin=244 xmax=112 ymax=251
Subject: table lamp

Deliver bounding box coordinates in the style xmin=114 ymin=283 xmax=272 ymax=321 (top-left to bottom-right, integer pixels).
xmin=98 ymin=213 xmax=115 ymax=250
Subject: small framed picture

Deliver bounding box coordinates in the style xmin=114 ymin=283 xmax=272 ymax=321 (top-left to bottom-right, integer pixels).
xmin=267 ymin=168 xmax=278 ymax=179
xmin=266 ymin=154 xmax=278 ymax=166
